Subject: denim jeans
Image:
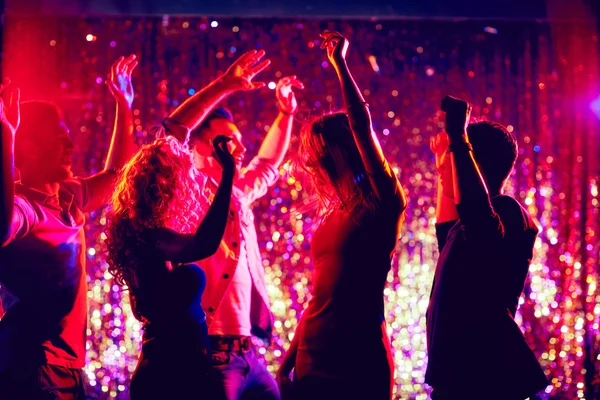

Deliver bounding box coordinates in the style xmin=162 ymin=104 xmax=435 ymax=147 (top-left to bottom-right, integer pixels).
xmin=210 ymin=347 xmax=280 ymax=400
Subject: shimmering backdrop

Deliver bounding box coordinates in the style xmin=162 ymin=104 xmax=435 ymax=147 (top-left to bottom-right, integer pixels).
xmin=2 ymin=16 xmax=600 ymax=399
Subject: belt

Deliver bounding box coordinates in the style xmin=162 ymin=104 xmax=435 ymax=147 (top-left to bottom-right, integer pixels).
xmin=209 ymin=336 xmax=252 ymax=353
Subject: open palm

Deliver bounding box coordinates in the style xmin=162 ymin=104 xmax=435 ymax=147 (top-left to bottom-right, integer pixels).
xmin=106 ymin=54 xmax=138 ymax=107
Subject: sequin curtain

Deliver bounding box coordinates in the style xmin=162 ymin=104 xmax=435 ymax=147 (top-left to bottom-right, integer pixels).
xmin=2 ymin=16 xmax=599 ymax=399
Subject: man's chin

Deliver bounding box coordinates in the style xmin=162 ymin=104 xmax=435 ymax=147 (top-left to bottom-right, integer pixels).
xmin=53 ymin=167 xmax=74 ymax=182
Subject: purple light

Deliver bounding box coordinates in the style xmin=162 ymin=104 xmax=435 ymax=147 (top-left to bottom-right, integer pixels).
xmin=591 ymin=95 xmax=600 ymax=121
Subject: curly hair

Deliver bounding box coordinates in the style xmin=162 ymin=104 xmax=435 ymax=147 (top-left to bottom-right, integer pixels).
xmin=291 ymin=112 xmax=376 ymax=226
xmin=105 ymin=136 xmax=206 ymax=320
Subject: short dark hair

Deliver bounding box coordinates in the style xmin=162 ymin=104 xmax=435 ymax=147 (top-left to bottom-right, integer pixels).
xmin=190 ymin=107 xmax=234 ymax=142
xmin=467 ymin=121 xmax=518 ymax=192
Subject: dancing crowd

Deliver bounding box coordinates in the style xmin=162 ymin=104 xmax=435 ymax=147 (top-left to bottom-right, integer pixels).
xmin=0 ymin=31 xmax=549 ymax=399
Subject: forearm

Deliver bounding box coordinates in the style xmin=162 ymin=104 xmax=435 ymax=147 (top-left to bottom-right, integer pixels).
xmin=257 ymin=112 xmax=293 ymax=167
xmin=104 ymin=102 xmax=136 ymax=171
xmin=169 ymin=78 xmax=233 ymax=133
xmin=435 ymin=179 xmax=459 ymax=223
xmin=193 ymin=170 xmax=234 ymax=253
xmin=450 ymin=140 xmax=492 ymax=213
xmin=0 ymin=130 xmax=15 ymax=242
xmin=336 ymin=62 xmax=371 ymax=135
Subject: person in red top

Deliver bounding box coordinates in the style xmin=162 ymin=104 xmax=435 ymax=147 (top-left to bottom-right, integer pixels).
xmin=278 ymin=31 xmax=407 ymax=400
xmin=0 ymin=55 xmax=138 ymax=399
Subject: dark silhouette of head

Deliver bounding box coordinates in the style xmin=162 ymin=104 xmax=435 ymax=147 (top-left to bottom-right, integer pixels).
xmin=467 ymin=121 xmax=518 ymax=194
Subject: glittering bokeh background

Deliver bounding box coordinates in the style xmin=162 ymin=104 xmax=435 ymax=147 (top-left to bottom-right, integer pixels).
xmin=2 ymin=15 xmax=600 ymax=399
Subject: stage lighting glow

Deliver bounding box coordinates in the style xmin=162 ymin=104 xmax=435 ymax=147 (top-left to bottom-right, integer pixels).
xmin=268 ymin=82 xmax=276 ymax=89
xmin=591 ymin=95 xmax=600 ymax=121
xmin=211 ymin=21 xmax=218 ymax=28
xmin=368 ymin=55 xmax=380 ymax=72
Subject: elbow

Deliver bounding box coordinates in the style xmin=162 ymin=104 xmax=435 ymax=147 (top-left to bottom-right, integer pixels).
xmin=206 ymin=239 xmax=222 ymax=258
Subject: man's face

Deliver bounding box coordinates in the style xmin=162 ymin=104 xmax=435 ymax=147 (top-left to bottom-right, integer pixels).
xmin=20 ymin=120 xmax=74 ymax=184
xmin=192 ymin=118 xmax=246 ymax=175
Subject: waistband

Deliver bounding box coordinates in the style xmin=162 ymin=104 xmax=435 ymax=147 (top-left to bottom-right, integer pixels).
xmin=209 ymin=336 xmax=252 ymax=353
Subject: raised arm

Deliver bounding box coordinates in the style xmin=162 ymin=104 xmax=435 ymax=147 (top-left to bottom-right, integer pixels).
xmin=321 ymin=31 xmax=406 ymax=210
xmin=104 ymin=55 xmax=138 ymax=171
xmin=257 ymin=76 xmax=304 ymax=167
xmin=430 ymin=132 xmax=459 ymax=224
xmin=151 ymin=136 xmax=235 ymax=263
xmin=0 ymin=81 xmax=20 ymax=244
xmin=443 ymin=96 xmax=500 ymax=235
xmin=81 ymin=55 xmax=138 ymax=212
xmin=166 ymin=49 xmax=271 ymax=143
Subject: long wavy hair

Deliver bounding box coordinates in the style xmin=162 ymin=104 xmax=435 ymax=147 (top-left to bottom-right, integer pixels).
xmin=105 ymin=136 xmax=205 ymax=321
xmin=292 ymin=112 xmax=376 ymax=226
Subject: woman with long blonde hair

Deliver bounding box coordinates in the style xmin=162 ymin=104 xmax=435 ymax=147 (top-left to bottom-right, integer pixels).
xmin=106 ymin=134 xmax=235 ymax=398
xmin=278 ymin=31 xmax=407 ymax=400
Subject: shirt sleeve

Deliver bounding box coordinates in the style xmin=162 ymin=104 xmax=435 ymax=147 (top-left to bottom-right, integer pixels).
xmin=60 ymin=177 xmax=95 ymax=211
xmin=236 ymin=157 xmax=279 ymax=205
xmin=458 ymin=195 xmax=536 ymax=245
xmin=1 ymin=195 xmax=38 ymax=247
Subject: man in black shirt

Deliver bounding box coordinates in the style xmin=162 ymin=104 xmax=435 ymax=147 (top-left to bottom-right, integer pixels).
xmin=425 ymin=96 xmax=549 ymax=399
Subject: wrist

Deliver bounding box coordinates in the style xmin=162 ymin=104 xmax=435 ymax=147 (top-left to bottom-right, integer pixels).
xmin=116 ymin=99 xmax=133 ymax=110
xmin=214 ymin=76 xmax=237 ymax=94
xmin=278 ymin=104 xmax=297 ymax=117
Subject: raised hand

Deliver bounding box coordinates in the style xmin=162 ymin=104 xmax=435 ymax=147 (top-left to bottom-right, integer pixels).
xmin=221 ymin=49 xmax=271 ymax=92
xmin=441 ymin=95 xmax=471 ymax=139
xmin=319 ymin=30 xmax=349 ymax=68
xmin=276 ymin=76 xmax=304 ymax=115
xmin=212 ymin=135 xmax=235 ymax=174
xmin=430 ymin=132 xmax=450 ymax=169
xmin=106 ymin=54 xmax=138 ymax=108
xmin=0 ymin=80 xmax=20 ymax=138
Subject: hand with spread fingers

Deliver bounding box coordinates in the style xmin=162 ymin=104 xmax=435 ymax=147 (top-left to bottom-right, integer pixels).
xmin=319 ymin=30 xmax=350 ymax=70
xmin=0 ymin=79 xmax=20 ymax=138
xmin=106 ymin=54 xmax=138 ymax=108
xmin=276 ymin=75 xmax=304 ymax=115
xmin=221 ymin=49 xmax=271 ymax=92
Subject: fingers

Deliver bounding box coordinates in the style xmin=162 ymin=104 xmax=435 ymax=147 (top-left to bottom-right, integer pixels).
xmin=111 ymin=56 xmax=124 ymax=79
xmin=105 ymin=79 xmax=119 ymax=95
xmin=250 ymin=58 xmax=271 ymax=75
xmin=212 ymin=135 xmax=232 ymax=150
xmin=234 ymin=49 xmax=258 ymax=67
xmin=290 ymin=78 xmax=304 ymax=90
xmin=126 ymin=59 xmax=139 ymax=76
xmin=122 ymin=54 xmax=137 ymax=75
xmin=250 ymin=81 xmax=266 ymax=90
xmin=278 ymin=75 xmax=304 ymax=90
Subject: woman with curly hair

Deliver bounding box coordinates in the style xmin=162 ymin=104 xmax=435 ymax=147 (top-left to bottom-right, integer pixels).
xmin=106 ymin=133 xmax=235 ymax=399
xmin=277 ymin=31 xmax=407 ymax=400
